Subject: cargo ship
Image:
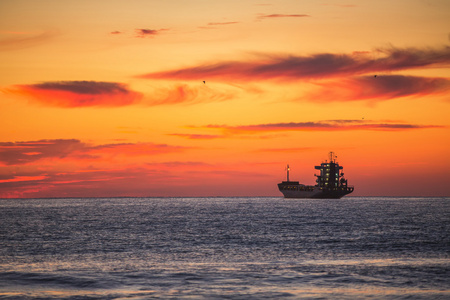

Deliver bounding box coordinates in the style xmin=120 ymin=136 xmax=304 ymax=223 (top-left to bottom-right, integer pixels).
xmin=278 ymin=152 xmax=354 ymax=198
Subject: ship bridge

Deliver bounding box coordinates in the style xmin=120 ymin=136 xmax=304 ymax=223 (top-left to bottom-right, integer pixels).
xmin=314 ymin=152 xmax=349 ymax=189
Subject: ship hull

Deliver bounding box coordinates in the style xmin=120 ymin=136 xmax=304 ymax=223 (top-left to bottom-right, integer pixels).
xmin=278 ymin=183 xmax=354 ymax=199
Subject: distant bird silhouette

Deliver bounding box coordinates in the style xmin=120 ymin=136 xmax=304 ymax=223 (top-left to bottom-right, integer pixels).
xmin=203 ymin=81 xmax=206 ymax=84
xmin=374 ymin=75 xmax=377 ymax=78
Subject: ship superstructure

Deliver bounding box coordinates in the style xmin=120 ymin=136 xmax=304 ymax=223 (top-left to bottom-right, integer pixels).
xmin=278 ymin=152 xmax=354 ymax=198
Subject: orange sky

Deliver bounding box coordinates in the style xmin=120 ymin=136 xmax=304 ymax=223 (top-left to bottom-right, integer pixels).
xmin=1 ymin=0 xmax=449 ymax=198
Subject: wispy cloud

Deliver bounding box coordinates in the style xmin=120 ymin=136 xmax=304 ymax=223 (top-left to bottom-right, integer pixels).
xmin=0 ymin=139 xmax=204 ymax=198
xmin=207 ymin=21 xmax=239 ymax=26
xmin=0 ymin=167 xmax=158 ymax=198
xmin=307 ymin=75 xmax=450 ymax=102
xmin=89 ymin=142 xmax=186 ymax=157
xmin=257 ymin=14 xmax=310 ymax=20
xmin=321 ymin=3 xmax=357 ymax=8
xmin=145 ymin=161 xmax=211 ymax=168
xmin=10 ymin=81 xmax=143 ymax=107
xmin=0 ymin=162 xmax=225 ymax=198
xmin=136 ymin=28 xmax=169 ymax=38
xmin=199 ymin=21 xmax=240 ymax=29
xmin=196 ymin=120 xmax=444 ymax=135
xmin=5 ymin=82 xmax=235 ymax=107
xmin=0 ymin=139 xmax=88 ymax=165
xmin=255 ymin=147 xmax=317 ymax=153
xmin=0 ymin=175 xmax=48 ymax=184
xmin=168 ymin=133 xmax=222 ymax=140
xmin=0 ymin=30 xmax=58 ymax=51
xmin=138 ymin=46 xmax=450 ymax=82
xmin=143 ymin=84 xmax=234 ymax=106
xmin=0 ymin=139 xmax=186 ymax=165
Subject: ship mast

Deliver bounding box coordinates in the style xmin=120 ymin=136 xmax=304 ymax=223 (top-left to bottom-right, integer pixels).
xmin=286 ymin=164 xmax=290 ymax=182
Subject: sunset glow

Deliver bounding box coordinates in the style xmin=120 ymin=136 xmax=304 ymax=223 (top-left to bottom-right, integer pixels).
xmin=1 ymin=0 xmax=449 ymax=197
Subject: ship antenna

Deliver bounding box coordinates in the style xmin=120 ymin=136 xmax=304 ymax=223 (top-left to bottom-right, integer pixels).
xmin=329 ymin=151 xmax=335 ymax=163
xmin=286 ymin=164 xmax=290 ymax=182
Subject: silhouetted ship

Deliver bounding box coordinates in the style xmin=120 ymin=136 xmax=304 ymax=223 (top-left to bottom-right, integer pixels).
xmin=278 ymin=152 xmax=354 ymax=198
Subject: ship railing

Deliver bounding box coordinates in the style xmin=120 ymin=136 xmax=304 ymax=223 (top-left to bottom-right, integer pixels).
xmin=337 ymin=185 xmax=354 ymax=191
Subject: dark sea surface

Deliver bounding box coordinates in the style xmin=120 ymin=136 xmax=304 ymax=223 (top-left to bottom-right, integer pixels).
xmin=0 ymin=197 xmax=449 ymax=299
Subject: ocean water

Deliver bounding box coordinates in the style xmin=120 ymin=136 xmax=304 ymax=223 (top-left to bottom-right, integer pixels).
xmin=0 ymin=197 xmax=449 ymax=299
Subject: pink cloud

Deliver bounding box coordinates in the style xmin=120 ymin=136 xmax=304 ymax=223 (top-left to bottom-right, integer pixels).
xmin=0 ymin=139 xmax=88 ymax=165
xmin=11 ymin=81 xmax=143 ymax=107
xmin=5 ymin=82 xmax=236 ymax=108
xmin=0 ymin=139 xmax=187 ymax=166
xmin=307 ymin=75 xmax=450 ymax=102
xmin=143 ymin=84 xmax=234 ymax=106
xmin=0 ymin=175 xmax=48 ymax=184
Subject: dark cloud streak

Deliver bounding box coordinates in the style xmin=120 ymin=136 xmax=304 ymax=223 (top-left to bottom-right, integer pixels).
xmin=257 ymin=14 xmax=310 ymax=19
xmin=308 ymin=75 xmax=450 ymax=102
xmin=32 ymin=81 xmax=132 ymax=95
xmin=139 ymin=46 xmax=450 ymax=82
xmin=136 ymin=28 xmax=169 ymax=37
xmin=202 ymin=120 xmax=444 ymax=134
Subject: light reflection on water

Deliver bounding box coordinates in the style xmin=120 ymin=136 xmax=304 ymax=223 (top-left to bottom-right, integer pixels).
xmin=0 ymin=197 xmax=449 ymax=299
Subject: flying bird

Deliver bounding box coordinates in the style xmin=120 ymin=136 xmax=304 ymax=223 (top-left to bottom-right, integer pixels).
xmin=203 ymin=81 xmax=206 ymax=84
